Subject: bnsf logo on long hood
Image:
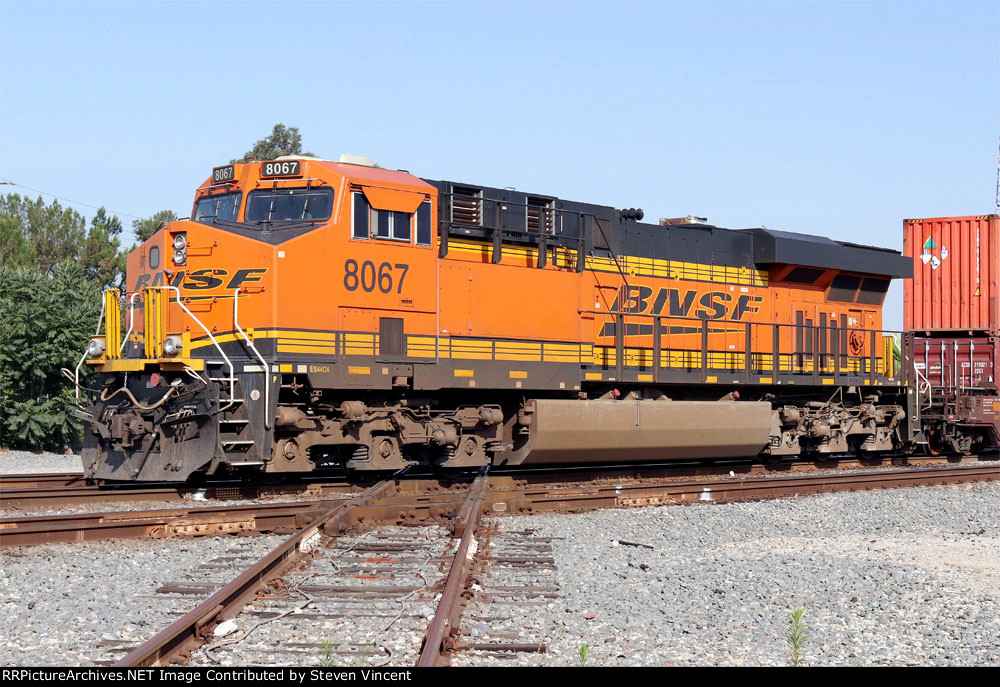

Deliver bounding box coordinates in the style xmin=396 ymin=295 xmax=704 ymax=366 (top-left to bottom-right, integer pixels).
xmin=133 ymin=268 xmax=267 ymax=291
xmin=609 ymin=285 xmax=763 ymax=320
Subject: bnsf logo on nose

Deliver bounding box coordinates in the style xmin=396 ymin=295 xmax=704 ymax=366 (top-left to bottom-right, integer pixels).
xmin=134 ymin=268 xmax=267 ymax=291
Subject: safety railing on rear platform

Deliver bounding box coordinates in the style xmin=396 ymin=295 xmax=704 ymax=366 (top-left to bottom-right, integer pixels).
xmin=582 ymin=310 xmax=908 ymax=388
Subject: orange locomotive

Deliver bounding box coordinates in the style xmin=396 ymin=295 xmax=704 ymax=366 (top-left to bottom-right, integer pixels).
xmin=79 ymin=155 xmax=916 ymax=481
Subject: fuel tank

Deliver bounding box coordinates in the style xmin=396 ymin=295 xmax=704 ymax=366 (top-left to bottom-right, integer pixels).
xmin=504 ymin=398 xmax=773 ymax=465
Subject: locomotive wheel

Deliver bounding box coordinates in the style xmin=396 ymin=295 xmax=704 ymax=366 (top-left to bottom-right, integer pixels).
xmin=761 ymin=452 xmax=783 ymax=465
xmin=926 ymin=429 xmax=945 ymax=456
xmin=949 ymin=433 xmax=974 ymax=456
xmin=255 ymin=472 xmax=286 ymax=486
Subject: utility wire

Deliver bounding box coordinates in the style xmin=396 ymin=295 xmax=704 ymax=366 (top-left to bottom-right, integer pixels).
xmin=0 ymin=176 xmax=143 ymax=220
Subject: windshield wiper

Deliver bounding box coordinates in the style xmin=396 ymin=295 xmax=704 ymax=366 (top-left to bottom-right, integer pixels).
xmin=205 ymin=217 xmax=324 ymax=233
xmin=251 ymin=219 xmax=323 ymax=231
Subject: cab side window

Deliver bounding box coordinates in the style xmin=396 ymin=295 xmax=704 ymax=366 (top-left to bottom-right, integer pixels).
xmin=353 ymin=191 xmax=426 ymax=244
xmin=416 ymin=201 xmax=432 ymax=246
xmin=353 ymin=192 xmax=370 ymax=239
xmin=373 ymin=209 xmax=411 ymax=241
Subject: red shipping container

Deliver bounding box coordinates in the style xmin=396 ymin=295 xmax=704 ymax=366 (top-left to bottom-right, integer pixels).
xmin=903 ymin=215 xmax=999 ymax=335
xmin=913 ymin=336 xmax=998 ymax=390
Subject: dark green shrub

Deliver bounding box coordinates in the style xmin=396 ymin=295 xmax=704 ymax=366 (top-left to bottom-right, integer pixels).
xmin=0 ymin=263 xmax=101 ymax=450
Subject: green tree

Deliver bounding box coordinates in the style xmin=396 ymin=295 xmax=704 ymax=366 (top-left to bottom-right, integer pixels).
xmin=0 ymin=193 xmax=87 ymax=273
xmin=0 ymin=210 xmax=36 ymax=267
xmin=82 ymin=207 xmax=126 ymax=289
xmin=0 ymin=194 xmax=126 ymax=288
xmin=132 ymin=209 xmax=178 ymax=243
xmin=0 ymin=195 xmax=128 ymax=450
xmin=232 ymin=123 xmax=316 ymax=163
xmin=0 ymin=262 xmax=102 ymax=450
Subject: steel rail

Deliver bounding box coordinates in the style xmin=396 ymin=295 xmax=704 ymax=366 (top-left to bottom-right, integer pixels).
xmin=2 ymin=485 xmax=204 ymax=508
xmin=335 ymin=464 xmax=1000 ymax=526
xmin=0 ymin=473 xmax=94 ymax=488
xmin=0 ymin=478 xmax=358 ymax=509
xmin=482 ymin=453 xmax=996 ymax=481
xmin=417 ymin=474 xmax=488 ymax=667
xmin=115 ymin=480 xmax=397 ymax=667
xmin=481 ymin=463 xmax=1000 ymax=513
xmin=0 ymin=499 xmax=358 ymax=547
xmin=2 ymin=453 xmax=989 ymax=495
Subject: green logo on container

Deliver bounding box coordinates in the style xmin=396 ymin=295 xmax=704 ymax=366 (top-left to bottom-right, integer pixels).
xmin=920 ymin=235 xmax=948 ymax=270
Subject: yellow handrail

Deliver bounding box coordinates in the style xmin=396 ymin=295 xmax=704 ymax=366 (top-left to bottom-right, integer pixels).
xmin=104 ymin=289 xmax=121 ymax=359
xmin=143 ymin=288 xmax=165 ymax=358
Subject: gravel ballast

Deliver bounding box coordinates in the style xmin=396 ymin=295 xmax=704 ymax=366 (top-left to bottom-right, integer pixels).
xmin=0 ymin=535 xmax=286 ymax=666
xmin=453 ymin=482 xmax=1000 ymax=667
xmin=1 ymin=450 xmax=83 ymax=475
xmin=1 ymin=478 xmax=997 ymax=666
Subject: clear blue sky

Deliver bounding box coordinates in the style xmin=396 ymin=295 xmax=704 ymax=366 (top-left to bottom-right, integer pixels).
xmin=1 ymin=0 xmax=998 ymax=328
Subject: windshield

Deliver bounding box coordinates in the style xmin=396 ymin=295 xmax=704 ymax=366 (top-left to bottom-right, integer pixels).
xmin=246 ymin=187 xmax=334 ymax=223
xmin=193 ymin=192 xmax=242 ymax=223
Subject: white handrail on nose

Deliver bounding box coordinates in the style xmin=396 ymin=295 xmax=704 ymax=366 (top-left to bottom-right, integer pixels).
xmin=120 ymin=291 xmax=142 ymax=355
xmin=74 ymin=290 xmax=108 ymax=401
xmin=162 ymin=285 xmax=236 ymax=404
xmin=233 ymin=288 xmax=270 ymax=429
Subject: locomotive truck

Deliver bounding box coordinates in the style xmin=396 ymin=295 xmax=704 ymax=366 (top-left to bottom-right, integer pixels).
xmin=77 ymin=154 xmax=925 ymax=481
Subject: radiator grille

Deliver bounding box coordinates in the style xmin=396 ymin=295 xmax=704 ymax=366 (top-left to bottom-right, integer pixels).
xmin=526 ymin=197 xmax=554 ymax=234
xmin=450 ymin=186 xmax=482 ymax=225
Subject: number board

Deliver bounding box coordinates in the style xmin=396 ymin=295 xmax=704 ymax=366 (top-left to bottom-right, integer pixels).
xmin=260 ymin=160 xmax=302 ymax=178
xmin=212 ymin=165 xmax=236 ymax=184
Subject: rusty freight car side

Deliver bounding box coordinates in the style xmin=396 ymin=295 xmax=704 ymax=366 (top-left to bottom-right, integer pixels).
xmin=913 ymin=335 xmax=1000 ymax=454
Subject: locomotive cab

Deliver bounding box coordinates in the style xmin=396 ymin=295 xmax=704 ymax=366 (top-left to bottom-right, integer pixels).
xmin=80 ymin=155 xmax=440 ymax=480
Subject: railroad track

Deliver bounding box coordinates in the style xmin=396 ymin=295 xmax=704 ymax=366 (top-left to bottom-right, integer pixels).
xmin=3 ymin=461 xmax=988 ymax=666
xmin=0 ymin=481 xmax=471 ymax=547
xmin=114 ymin=480 xmax=399 ymax=666
xmin=2 ymin=463 xmax=997 ymax=549
xmin=3 ymin=454 xmax=991 ymax=510
xmin=420 ymin=461 xmax=1000 ymax=666
xmin=104 ymin=477 xmax=493 ymax=667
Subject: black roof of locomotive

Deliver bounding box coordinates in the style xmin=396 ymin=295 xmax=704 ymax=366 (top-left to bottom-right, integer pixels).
xmin=743 ymin=228 xmax=912 ymax=278
xmin=424 ymin=178 xmax=912 ymax=280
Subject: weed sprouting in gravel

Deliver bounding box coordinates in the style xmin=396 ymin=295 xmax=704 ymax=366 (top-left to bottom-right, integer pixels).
xmin=577 ymin=643 xmax=590 ymax=666
xmin=319 ymin=639 xmax=335 ymax=667
xmin=318 ymin=641 xmax=374 ymax=667
xmin=787 ymin=608 xmax=808 ymax=667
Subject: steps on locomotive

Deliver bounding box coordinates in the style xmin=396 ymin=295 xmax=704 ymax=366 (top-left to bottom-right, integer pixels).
xmin=205 ymin=361 xmax=260 ymax=464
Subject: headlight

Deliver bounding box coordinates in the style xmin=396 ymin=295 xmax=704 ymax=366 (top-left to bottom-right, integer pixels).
xmin=172 ymin=233 xmax=187 ymax=265
xmin=163 ymin=335 xmax=183 ymax=356
xmin=87 ymin=338 xmax=106 ymax=358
